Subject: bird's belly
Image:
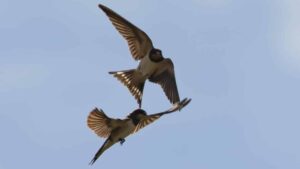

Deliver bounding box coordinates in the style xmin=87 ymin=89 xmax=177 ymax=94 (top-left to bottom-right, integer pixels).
xmin=119 ymin=128 xmax=133 ymax=139
xmin=138 ymin=57 xmax=158 ymax=77
xmin=114 ymin=121 xmax=135 ymax=140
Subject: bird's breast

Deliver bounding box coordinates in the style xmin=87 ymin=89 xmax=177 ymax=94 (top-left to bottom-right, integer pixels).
xmin=114 ymin=120 xmax=136 ymax=140
xmin=138 ymin=56 xmax=159 ymax=77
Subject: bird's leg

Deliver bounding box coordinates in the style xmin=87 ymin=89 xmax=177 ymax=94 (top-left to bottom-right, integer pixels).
xmin=119 ymin=138 xmax=125 ymax=145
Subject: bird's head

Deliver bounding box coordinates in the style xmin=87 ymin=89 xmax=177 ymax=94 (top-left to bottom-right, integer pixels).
xmin=149 ymin=48 xmax=164 ymax=62
xmin=128 ymin=109 xmax=147 ymax=119
xmin=127 ymin=109 xmax=147 ymax=125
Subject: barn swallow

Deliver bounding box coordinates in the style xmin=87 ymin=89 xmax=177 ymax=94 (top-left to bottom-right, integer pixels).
xmin=87 ymin=98 xmax=191 ymax=165
xmin=98 ymin=4 xmax=182 ymax=108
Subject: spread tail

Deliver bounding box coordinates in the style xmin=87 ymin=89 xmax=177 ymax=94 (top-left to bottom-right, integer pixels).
xmin=109 ymin=69 xmax=145 ymax=108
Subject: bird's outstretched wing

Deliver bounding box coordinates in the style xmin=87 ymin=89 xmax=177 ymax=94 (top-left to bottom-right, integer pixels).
xmin=87 ymin=108 xmax=117 ymax=138
xmin=99 ymin=4 xmax=153 ymax=60
xmin=149 ymin=59 xmax=180 ymax=104
xmin=133 ymin=98 xmax=191 ymax=133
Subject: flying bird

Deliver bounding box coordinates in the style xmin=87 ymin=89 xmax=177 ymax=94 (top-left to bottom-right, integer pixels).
xmin=99 ymin=4 xmax=182 ymax=108
xmin=87 ymin=98 xmax=191 ymax=165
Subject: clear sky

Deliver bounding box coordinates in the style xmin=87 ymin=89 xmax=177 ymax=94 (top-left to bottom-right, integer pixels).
xmin=1 ymin=0 xmax=300 ymax=168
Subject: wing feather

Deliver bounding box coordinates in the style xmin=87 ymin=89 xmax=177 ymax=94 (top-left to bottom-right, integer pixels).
xmin=149 ymin=59 xmax=180 ymax=104
xmin=99 ymin=4 xmax=153 ymax=60
xmin=132 ymin=98 xmax=191 ymax=133
xmin=87 ymin=108 xmax=114 ymax=138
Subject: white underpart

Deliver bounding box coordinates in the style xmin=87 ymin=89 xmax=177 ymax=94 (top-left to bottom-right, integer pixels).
xmin=138 ymin=54 xmax=159 ymax=77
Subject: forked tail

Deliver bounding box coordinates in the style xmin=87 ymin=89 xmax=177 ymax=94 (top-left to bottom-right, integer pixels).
xmin=89 ymin=138 xmax=114 ymax=165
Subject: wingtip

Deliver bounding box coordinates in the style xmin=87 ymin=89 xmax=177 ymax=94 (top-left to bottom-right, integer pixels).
xmin=90 ymin=107 xmax=102 ymax=114
xmin=178 ymin=98 xmax=191 ymax=111
xmin=92 ymin=107 xmax=99 ymax=111
xmin=98 ymin=4 xmax=105 ymax=10
xmin=98 ymin=4 xmax=111 ymax=13
xmin=183 ymin=98 xmax=192 ymax=107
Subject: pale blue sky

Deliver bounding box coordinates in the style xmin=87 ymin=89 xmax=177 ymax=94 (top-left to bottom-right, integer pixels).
xmin=1 ymin=0 xmax=300 ymax=168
